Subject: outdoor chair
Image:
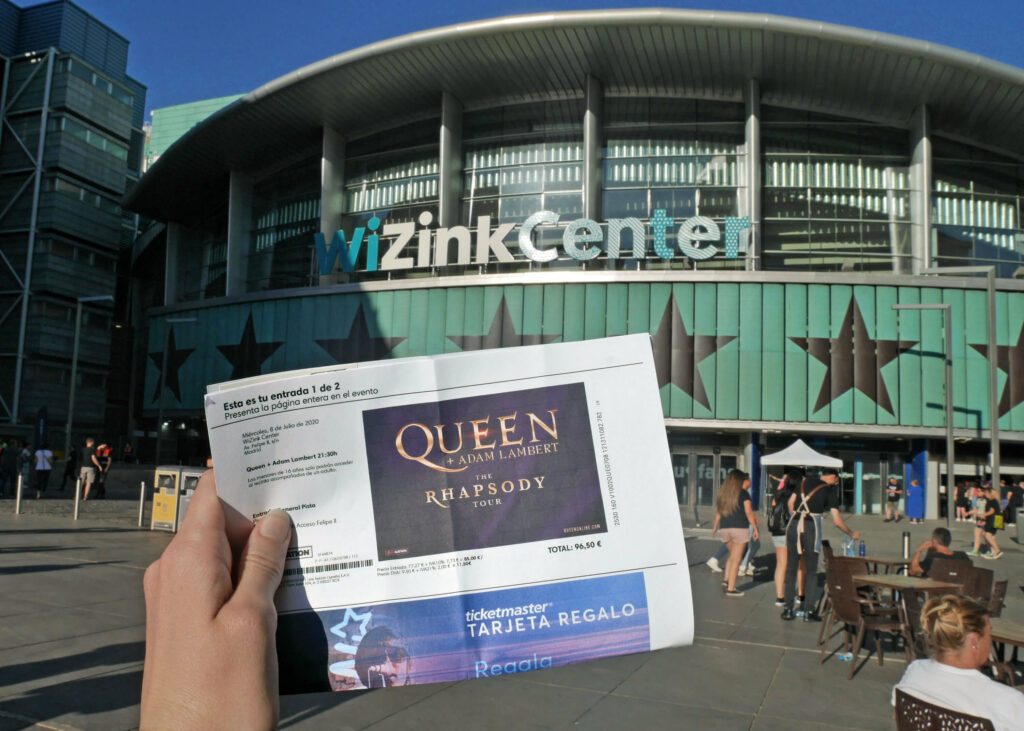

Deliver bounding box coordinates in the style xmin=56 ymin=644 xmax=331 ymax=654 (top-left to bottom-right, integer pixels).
xmin=819 ymin=565 xmax=910 ymax=678
xmin=928 ymin=557 xmax=973 ymax=588
xmin=956 ymin=565 xmax=994 ymax=602
xmin=900 ymin=587 xmax=926 ymax=660
xmin=988 ymin=579 xmax=1007 ymax=618
xmin=817 ymin=555 xmax=875 ymax=646
xmin=894 ymin=689 xmax=994 ymax=730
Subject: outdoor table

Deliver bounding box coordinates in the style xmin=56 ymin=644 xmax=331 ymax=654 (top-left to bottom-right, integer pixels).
xmin=851 ymin=574 xmax=962 ymax=594
xmin=860 ymin=556 xmax=911 ymax=575
xmin=852 ymin=574 xmax=964 ymax=660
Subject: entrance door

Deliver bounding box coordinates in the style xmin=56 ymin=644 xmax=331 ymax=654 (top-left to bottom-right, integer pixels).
xmin=671 ymin=450 xmax=741 ymax=518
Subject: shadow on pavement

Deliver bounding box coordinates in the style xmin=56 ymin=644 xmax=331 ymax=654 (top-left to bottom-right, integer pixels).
xmin=0 ymin=528 xmax=144 ymax=535
xmin=0 ymin=561 xmax=125 ymax=575
xmin=0 ymin=642 xmax=144 ymax=688
xmin=0 ymin=545 xmax=80 ymax=554
xmin=279 ymin=690 xmax=369 ymax=728
xmin=0 ymin=666 xmax=143 ymax=726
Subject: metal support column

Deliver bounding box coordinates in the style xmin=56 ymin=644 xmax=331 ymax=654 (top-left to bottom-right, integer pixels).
xmin=922 ymin=266 xmax=999 ymax=492
xmin=317 ymin=127 xmax=345 ymax=283
xmin=164 ymin=223 xmax=181 ymax=306
xmin=226 ymin=170 xmax=253 ymax=297
xmin=583 ymin=75 xmax=603 ymax=222
xmin=439 ymin=92 xmax=463 ymax=229
xmin=744 ymin=79 xmax=761 ymax=271
xmin=11 ymin=48 xmax=55 ymax=425
xmin=910 ymin=105 xmax=932 ymax=274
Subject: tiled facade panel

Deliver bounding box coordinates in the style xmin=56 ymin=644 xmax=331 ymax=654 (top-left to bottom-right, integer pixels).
xmin=145 ymin=283 xmax=1024 ymax=436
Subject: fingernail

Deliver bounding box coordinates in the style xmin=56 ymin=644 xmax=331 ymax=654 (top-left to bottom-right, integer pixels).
xmin=259 ymin=510 xmax=292 ymax=543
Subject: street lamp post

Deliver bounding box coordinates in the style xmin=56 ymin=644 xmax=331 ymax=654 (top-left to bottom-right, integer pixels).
xmin=154 ymin=316 xmax=196 ymax=465
xmin=922 ymin=265 xmax=999 ymax=491
xmin=893 ymin=303 xmax=953 ymax=527
xmin=64 ymin=295 xmax=114 ymax=458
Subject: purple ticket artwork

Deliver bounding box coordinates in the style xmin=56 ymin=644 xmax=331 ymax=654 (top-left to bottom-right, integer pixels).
xmin=362 ymin=382 xmax=606 ymax=561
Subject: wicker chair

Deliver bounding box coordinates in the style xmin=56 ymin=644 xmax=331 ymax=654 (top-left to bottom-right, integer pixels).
xmin=928 ymin=557 xmax=974 ymax=589
xmin=894 ymin=689 xmax=994 ymax=730
xmin=816 ymin=555 xmax=874 ymax=646
xmin=988 ymin=579 xmax=1007 ymax=618
xmin=819 ymin=565 xmax=910 ymax=678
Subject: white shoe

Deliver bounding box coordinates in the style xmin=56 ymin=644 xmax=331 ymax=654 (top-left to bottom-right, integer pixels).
xmin=706 ymin=557 xmax=723 ymax=573
xmin=743 ymin=566 xmax=755 ymax=576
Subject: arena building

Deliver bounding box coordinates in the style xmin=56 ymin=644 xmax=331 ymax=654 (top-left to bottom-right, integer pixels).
xmin=125 ymin=9 xmax=1024 ymax=516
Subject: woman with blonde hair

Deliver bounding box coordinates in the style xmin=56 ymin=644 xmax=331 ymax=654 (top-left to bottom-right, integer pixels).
xmin=711 ymin=469 xmax=758 ymax=597
xmin=892 ymin=594 xmax=1024 ymax=729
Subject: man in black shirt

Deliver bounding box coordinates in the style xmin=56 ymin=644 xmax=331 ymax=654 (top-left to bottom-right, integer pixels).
xmin=79 ymin=437 xmax=101 ymax=501
xmin=781 ymin=468 xmax=860 ymax=622
xmin=909 ymin=527 xmax=968 ymax=577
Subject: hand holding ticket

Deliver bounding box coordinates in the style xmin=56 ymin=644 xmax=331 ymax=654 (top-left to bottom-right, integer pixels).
xmin=204 ymin=335 xmax=693 ymax=693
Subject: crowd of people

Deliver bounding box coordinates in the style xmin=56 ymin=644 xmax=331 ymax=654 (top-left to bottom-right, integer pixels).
xmin=701 ymin=465 xmax=1021 ymax=729
xmin=0 ymin=436 xmax=119 ymax=499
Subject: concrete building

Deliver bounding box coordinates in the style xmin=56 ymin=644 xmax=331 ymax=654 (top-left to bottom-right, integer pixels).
xmin=125 ymin=10 xmax=1024 ymax=515
xmin=0 ymin=0 xmax=146 ymax=449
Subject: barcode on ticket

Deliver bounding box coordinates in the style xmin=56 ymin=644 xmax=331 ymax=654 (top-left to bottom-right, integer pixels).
xmin=284 ymin=559 xmax=373 ymax=577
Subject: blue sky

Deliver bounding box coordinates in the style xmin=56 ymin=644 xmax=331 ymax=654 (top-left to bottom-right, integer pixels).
xmin=31 ymin=0 xmax=1024 ymax=117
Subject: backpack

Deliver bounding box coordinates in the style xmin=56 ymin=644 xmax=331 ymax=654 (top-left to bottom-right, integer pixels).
xmin=768 ymin=490 xmax=790 ymax=536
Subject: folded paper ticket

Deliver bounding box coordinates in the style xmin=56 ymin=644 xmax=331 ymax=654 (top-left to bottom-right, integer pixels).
xmin=204 ymin=334 xmax=693 ymax=693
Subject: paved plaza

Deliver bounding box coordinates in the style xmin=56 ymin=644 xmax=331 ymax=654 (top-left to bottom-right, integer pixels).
xmin=1 ymin=471 xmax=1021 ymax=730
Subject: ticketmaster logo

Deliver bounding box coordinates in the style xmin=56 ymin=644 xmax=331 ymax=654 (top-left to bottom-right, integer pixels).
xmin=314 ymin=209 xmax=751 ymax=274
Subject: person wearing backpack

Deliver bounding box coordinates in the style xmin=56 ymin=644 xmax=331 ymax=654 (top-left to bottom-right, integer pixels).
xmin=780 ymin=468 xmax=860 ymax=622
xmin=768 ymin=470 xmax=801 ymax=606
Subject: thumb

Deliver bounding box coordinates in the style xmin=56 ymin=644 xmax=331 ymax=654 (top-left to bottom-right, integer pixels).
xmin=233 ymin=510 xmax=292 ymax=608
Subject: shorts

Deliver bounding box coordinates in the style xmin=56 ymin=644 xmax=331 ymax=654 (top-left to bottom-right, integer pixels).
xmin=772 ymin=534 xmax=787 ymax=549
xmin=79 ymin=466 xmax=96 ymax=484
xmin=718 ymin=527 xmax=749 ymax=545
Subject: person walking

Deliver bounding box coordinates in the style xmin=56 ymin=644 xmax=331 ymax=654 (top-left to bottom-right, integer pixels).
xmin=80 ymin=437 xmax=101 ymax=501
xmin=60 ymin=444 xmax=78 ymax=491
xmin=968 ymin=485 xmax=1003 ymax=560
xmin=711 ymin=469 xmax=758 ymax=597
xmin=33 ymin=444 xmax=53 ymax=499
xmin=0 ymin=439 xmax=11 ymax=496
xmin=780 ymin=468 xmax=860 ymax=622
xmin=18 ymin=443 xmax=33 ymax=492
xmin=954 ymin=482 xmax=969 ymax=522
xmin=706 ymin=473 xmax=761 ymax=576
xmin=94 ymin=443 xmax=112 ymax=499
xmin=768 ymin=469 xmax=801 ymax=606
xmin=1006 ymin=479 xmax=1023 ymax=527
xmin=884 ymin=477 xmax=902 ymax=522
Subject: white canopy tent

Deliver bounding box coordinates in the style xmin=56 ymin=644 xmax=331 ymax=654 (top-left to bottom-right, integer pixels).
xmin=760 ymin=439 xmax=842 ymax=468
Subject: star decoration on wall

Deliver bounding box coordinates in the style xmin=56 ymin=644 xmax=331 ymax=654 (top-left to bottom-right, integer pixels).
xmin=969 ymin=320 xmax=1024 ymax=418
xmin=216 ymin=312 xmax=284 ymax=380
xmin=789 ymin=296 xmax=917 ymax=414
xmin=447 ymin=297 xmax=559 ymax=351
xmin=148 ymin=326 xmax=194 ymax=402
xmin=316 ymin=304 xmax=405 ymax=363
xmin=651 ymin=295 xmax=735 ymax=411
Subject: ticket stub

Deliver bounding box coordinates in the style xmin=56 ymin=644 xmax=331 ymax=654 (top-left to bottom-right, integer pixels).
xmin=204 ymin=334 xmax=692 ymax=693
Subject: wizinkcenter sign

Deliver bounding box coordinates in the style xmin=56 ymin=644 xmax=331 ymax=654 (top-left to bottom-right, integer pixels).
xmin=314 ymin=210 xmax=751 ymax=274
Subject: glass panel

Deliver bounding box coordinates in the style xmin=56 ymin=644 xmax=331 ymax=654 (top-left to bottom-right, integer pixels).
xmin=672 ymin=453 xmax=689 ymax=505
xmin=719 ymin=456 xmax=737 ymax=488
xmin=696 ymin=455 xmax=715 ymax=507
xmin=860 ymin=459 xmax=882 ymax=516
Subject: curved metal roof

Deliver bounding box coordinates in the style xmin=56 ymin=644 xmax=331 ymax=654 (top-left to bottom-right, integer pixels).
xmin=126 ymin=8 xmax=1024 ymax=222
